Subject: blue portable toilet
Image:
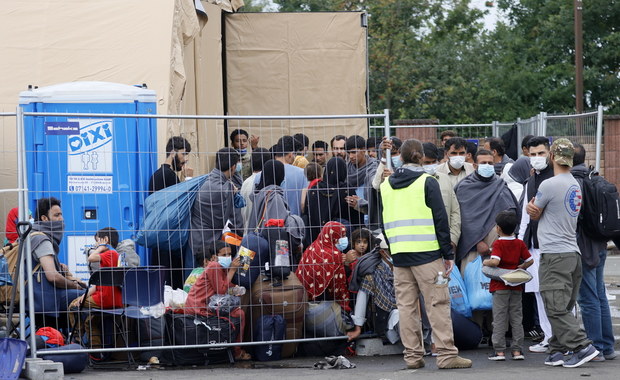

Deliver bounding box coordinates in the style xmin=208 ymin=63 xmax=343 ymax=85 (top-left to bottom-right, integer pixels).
xmin=20 ymin=82 xmax=158 ymax=282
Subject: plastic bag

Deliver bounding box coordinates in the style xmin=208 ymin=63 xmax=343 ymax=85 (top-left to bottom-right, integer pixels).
xmin=463 ymin=256 xmax=492 ymax=311
xmin=448 ymin=265 xmax=472 ymax=318
xmin=208 ymin=294 xmax=241 ymax=315
xmin=0 ymin=255 xmax=11 ymax=286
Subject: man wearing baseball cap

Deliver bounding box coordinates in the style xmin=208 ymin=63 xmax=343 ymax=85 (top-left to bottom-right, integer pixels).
xmin=526 ymin=138 xmax=599 ymax=368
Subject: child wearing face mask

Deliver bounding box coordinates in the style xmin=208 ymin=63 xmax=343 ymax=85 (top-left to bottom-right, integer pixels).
xmin=184 ymin=240 xmax=251 ymax=360
xmin=184 ymin=241 xmax=237 ymax=293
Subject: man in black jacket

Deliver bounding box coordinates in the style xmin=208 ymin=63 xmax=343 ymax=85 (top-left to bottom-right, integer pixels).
xmin=147 ymin=136 xmax=192 ymax=289
xmin=380 ymin=139 xmax=471 ymax=370
xmin=148 ymin=136 xmax=193 ymax=194
xmin=571 ymin=143 xmax=617 ymax=361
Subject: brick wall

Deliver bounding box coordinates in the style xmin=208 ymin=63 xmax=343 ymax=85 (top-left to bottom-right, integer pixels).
xmin=393 ymin=119 xmax=439 ymax=145
xmin=604 ymin=115 xmax=620 ymax=190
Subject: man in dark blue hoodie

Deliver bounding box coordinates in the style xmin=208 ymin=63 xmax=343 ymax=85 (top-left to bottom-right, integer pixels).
xmin=380 ymin=139 xmax=471 ymax=370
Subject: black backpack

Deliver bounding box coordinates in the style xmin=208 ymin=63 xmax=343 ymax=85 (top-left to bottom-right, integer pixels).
xmin=579 ymin=170 xmax=620 ymax=240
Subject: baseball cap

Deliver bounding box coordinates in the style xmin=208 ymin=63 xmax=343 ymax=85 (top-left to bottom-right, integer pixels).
xmin=550 ymin=138 xmax=575 ymax=167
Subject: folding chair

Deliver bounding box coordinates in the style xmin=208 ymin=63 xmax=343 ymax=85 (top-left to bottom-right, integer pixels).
xmin=69 ymin=266 xmax=164 ymax=366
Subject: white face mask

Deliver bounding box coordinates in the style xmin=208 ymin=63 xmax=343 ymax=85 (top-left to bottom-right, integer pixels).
xmin=530 ymin=156 xmax=548 ymax=171
xmin=423 ymin=163 xmax=438 ymax=175
xmin=449 ymin=156 xmax=466 ymax=170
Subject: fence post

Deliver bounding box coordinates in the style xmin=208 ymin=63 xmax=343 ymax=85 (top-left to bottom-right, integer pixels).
xmin=16 ymin=106 xmax=38 ymax=357
xmin=492 ymin=121 xmax=499 ymax=137
xmin=595 ymin=105 xmax=603 ymax=172
xmin=384 ymin=109 xmax=392 ymax=170
xmin=540 ymin=112 xmax=548 ymax=136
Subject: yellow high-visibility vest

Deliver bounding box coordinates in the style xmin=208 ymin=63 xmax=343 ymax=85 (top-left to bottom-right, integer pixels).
xmin=380 ymin=172 xmax=440 ymax=254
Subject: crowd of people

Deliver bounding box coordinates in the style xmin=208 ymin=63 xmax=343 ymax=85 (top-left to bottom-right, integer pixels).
xmin=7 ymin=128 xmax=617 ymax=369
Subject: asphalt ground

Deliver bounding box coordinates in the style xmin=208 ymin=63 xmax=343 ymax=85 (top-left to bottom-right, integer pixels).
xmin=67 ymin=255 xmax=620 ymax=380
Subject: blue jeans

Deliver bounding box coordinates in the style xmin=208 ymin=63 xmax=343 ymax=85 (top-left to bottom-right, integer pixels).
xmin=578 ymin=249 xmax=615 ymax=355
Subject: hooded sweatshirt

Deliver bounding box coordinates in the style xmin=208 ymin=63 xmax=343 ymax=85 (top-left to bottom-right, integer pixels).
xmin=381 ymin=164 xmax=453 ymax=267
xmin=571 ymin=163 xmax=607 ymax=268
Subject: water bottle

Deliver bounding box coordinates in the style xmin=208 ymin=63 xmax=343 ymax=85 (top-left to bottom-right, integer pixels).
xmin=436 ymin=271 xmax=448 ymax=285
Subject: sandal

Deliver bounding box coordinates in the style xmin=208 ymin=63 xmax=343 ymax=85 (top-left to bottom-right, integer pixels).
xmin=512 ymin=351 xmax=525 ymax=360
xmin=234 ymin=350 xmax=252 ymax=361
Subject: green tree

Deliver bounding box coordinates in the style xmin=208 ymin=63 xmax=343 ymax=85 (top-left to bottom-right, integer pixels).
xmin=496 ymin=0 xmax=620 ymax=113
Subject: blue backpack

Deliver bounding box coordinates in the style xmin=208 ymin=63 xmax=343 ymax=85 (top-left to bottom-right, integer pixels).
xmin=253 ymin=315 xmax=286 ymax=361
xmin=136 ymin=175 xmax=209 ymax=251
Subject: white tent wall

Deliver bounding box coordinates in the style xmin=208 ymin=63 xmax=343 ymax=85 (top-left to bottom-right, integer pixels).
xmin=0 ymin=1 xmax=368 ymax=239
xmin=0 ymin=0 xmax=180 ymax=232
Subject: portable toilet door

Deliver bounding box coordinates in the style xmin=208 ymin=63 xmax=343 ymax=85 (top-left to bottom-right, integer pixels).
xmin=20 ymin=82 xmax=157 ymax=282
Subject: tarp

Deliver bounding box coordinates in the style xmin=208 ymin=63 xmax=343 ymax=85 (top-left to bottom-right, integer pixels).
xmin=224 ymin=11 xmax=368 ymax=149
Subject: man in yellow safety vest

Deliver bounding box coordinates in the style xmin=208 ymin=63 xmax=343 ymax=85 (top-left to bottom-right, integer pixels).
xmin=380 ymin=138 xmax=472 ymax=370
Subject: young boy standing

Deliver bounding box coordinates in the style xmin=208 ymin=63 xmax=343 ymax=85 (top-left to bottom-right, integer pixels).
xmin=483 ymin=211 xmax=533 ymax=361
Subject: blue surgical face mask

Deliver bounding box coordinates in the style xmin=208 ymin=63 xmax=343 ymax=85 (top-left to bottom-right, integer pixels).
xmin=477 ymin=163 xmax=495 ymax=178
xmin=423 ymin=163 xmax=438 ymax=175
xmin=391 ymin=155 xmax=403 ymax=168
xmin=218 ymin=256 xmax=232 ymax=269
xmin=238 ymin=149 xmax=248 ymax=155
xmin=335 ymin=237 xmax=349 ymax=252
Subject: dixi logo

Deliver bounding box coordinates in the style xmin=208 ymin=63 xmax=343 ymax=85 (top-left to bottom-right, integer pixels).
xmin=68 ymin=120 xmax=112 ymax=155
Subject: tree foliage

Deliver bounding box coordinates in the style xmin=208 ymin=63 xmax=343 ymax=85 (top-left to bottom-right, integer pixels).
xmin=264 ymin=0 xmax=620 ymax=122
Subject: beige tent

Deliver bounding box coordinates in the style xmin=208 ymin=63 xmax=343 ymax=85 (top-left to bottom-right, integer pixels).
xmin=0 ymin=0 xmax=367 ymax=230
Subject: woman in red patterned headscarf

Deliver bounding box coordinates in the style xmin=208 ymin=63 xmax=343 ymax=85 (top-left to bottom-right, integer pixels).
xmin=296 ymin=221 xmax=350 ymax=312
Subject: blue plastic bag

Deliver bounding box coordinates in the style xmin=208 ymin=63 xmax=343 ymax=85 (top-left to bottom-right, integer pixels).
xmin=448 ymin=265 xmax=472 ymax=318
xmin=0 ymin=338 xmax=27 ymax=380
xmin=0 ymin=255 xmax=12 ymax=286
xmin=463 ymin=255 xmax=493 ymax=311
xmin=135 ymin=174 xmax=209 ymax=250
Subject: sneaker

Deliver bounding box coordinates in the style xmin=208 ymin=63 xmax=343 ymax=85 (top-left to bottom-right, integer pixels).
xmin=562 ymin=344 xmax=599 ymax=368
xmin=406 ymin=358 xmax=425 ymax=369
xmin=488 ymin=353 xmax=506 ymax=361
xmin=529 ymin=342 xmax=549 ymax=353
xmin=512 ymin=351 xmax=525 ymax=360
xmin=604 ymin=351 xmax=618 ymax=360
xmin=590 ymin=352 xmax=605 ymax=362
xmin=438 ymin=356 xmax=472 ymax=369
xmin=544 ymin=352 xmax=565 ymax=366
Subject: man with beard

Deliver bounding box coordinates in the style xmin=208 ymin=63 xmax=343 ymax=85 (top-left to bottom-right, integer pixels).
xmin=28 ymin=197 xmax=85 ymax=320
xmin=331 ymin=134 xmax=347 ymax=160
xmin=147 ymin=136 xmax=193 ymax=289
xmin=344 ymin=135 xmax=378 ymax=229
xmin=148 ymin=136 xmax=193 ymax=194
xmin=517 ymin=136 xmax=555 ymax=353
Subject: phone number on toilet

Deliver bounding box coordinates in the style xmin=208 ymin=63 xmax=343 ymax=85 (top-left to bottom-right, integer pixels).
xmin=67 ymin=175 xmax=113 ymax=194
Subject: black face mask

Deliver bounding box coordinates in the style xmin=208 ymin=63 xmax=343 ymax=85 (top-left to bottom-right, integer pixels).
xmin=171 ymin=153 xmax=185 ymax=172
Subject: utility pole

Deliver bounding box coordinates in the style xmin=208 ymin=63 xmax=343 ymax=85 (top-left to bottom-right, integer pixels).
xmin=574 ymin=0 xmax=583 ymax=114
xmin=574 ymin=0 xmax=584 ymax=137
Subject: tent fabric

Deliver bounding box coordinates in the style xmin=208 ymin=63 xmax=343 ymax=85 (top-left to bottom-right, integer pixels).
xmin=0 ymin=3 xmax=368 ymax=227
xmin=224 ymin=11 xmax=368 ymax=149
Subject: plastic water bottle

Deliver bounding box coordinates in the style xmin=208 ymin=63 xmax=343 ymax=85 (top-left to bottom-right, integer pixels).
xmin=436 ymin=271 xmax=448 ymax=285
